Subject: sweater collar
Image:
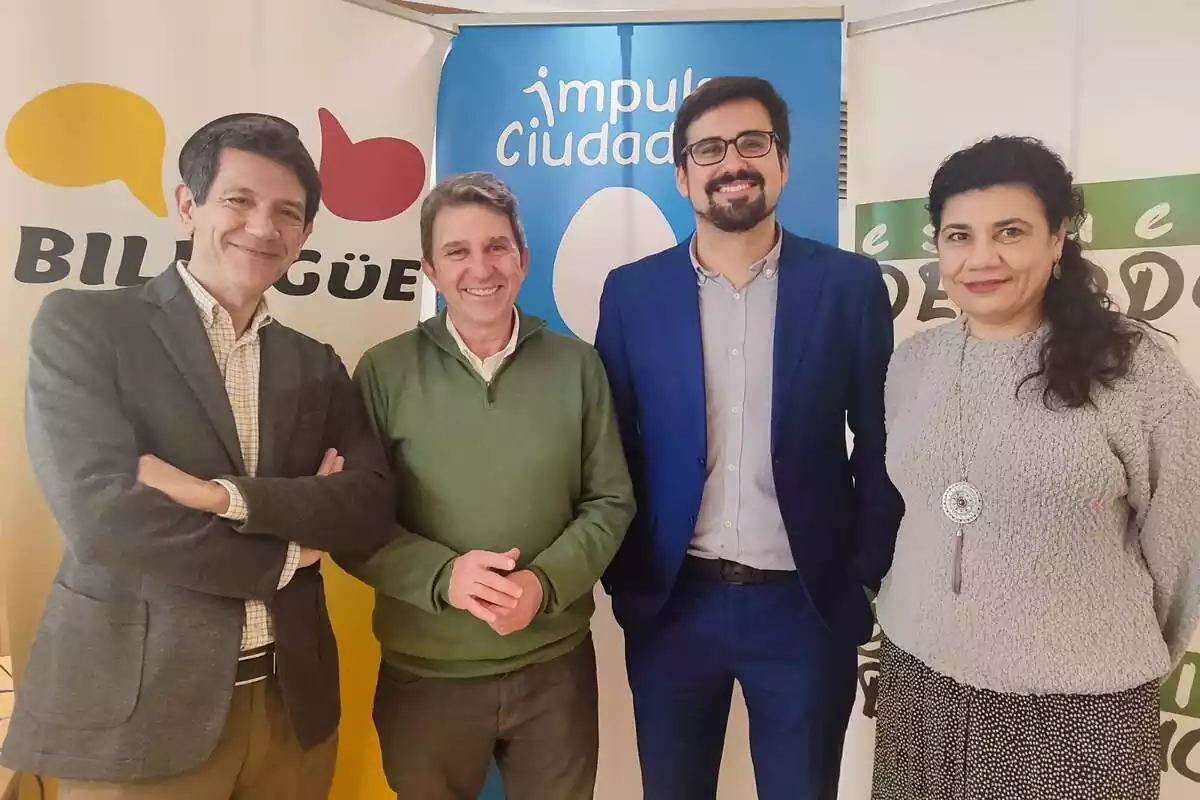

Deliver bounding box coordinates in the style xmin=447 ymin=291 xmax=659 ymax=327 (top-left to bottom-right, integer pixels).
xmin=420 ymin=305 xmax=547 ymax=361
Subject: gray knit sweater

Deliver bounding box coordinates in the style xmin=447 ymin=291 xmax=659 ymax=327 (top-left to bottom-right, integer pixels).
xmin=877 ymin=318 xmax=1200 ymax=694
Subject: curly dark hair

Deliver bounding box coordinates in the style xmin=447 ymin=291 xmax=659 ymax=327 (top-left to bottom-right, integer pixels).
xmin=929 ymin=135 xmax=1143 ymax=408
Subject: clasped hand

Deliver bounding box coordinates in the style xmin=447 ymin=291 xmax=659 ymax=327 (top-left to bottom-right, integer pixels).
xmin=448 ymin=548 xmax=543 ymax=636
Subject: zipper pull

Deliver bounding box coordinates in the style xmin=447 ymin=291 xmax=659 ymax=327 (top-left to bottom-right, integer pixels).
xmin=952 ymin=528 xmax=963 ymax=594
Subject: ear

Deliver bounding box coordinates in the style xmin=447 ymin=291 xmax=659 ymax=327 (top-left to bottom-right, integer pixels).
xmin=421 ymin=259 xmax=439 ymax=290
xmin=779 ymin=152 xmax=790 ymax=188
xmin=519 ymin=247 xmax=530 ymax=274
xmin=175 ymin=183 xmax=197 ymax=235
xmin=1053 ymin=221 xmax=1068 ymax=260
xmin=299 ymin=220 xmax=314 ymax=250
xmin=675 ymin=164 xmax=689 ymax=198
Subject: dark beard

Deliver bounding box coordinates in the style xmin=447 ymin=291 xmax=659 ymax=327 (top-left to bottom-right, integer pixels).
xmin=702 ymin=193 xmax=773 ymax=232
xmin=700 ymin=170 xmax=773 ymax=232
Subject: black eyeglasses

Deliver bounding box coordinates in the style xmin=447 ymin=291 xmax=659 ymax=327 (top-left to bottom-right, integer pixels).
xmin=684 ymin=130 xmax=778 ymax=167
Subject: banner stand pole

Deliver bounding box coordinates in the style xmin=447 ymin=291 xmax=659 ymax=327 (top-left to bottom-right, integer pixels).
xmin=341 ymin=1 xmax=843 ymax=32
xmin=343 ymin=0 xmax=461 ymax=35
xmin=443 ymin=7 xmax=843 ymax=27
xmin=847 ymin=0 xmax=1031 ymax=37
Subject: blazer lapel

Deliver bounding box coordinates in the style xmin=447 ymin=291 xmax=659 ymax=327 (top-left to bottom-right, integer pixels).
xmin=145 ymin=268 xmax=246 ymax=474
xmin=256 ymin=325 xmax=299 ymax=479
xmin=657 ymin=240 xmax=707 ymax=452
xmin=772 ymin=234 xmax=826 ymax=448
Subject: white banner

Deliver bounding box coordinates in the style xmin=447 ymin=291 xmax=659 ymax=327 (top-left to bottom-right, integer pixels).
xmin=845 ymin=0 xmax=1200 ymax=797
xmin=0 ymin=0 xmax=448 ymax=796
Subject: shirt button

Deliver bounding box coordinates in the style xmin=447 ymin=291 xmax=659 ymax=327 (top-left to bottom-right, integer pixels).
xmin=733 ymin=292 xmax=742 ymax=300
xmin=724 ymin=520 xmax=733 ymax=529
xmin=727 ymin=464 xmax=736 ymax=472
xmin=731 ymin=348 xmax=740 ymax=357
xmin=731 ymin=406 xmax=740 ymax=414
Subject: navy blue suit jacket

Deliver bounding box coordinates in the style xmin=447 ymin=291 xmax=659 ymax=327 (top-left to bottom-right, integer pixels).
xmin=594 ymin=230 xmax=903 ymax=645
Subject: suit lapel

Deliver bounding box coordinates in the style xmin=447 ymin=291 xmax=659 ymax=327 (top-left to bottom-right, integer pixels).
xmin=657 ymin=240 xmax=707 ymax=452
xmin=256 ymin=325 xmax=299 ymax=479
xmin=142 ymin=266 xmax=246 ymax=472
xmin=772 ymin=234 xmax=826 ymax=448
xmin=148 ymin=284 xmax=246 ymax=474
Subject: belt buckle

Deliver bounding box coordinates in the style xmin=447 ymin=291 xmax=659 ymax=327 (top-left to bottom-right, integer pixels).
xmin=720 ymin=560 xmax=752 ymax=586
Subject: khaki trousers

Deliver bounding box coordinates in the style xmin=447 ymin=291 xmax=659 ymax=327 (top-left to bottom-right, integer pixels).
xmin=374 ymin=635 xmax=599 ymax=800
xmin=58 ymin=677 xmax=336 ymax=800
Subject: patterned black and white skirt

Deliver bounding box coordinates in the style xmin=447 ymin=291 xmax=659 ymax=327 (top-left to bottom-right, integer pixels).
xmin=871 ymin=636 xmax=1161 ymax=800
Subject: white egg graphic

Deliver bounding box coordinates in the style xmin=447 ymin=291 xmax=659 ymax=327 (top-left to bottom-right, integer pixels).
xmin=553 ymin=186 xmax=678 ymax=343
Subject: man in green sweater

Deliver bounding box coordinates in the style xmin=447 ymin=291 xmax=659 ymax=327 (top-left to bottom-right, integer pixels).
xmin=346 ymin=171 xmax=635 ymax=800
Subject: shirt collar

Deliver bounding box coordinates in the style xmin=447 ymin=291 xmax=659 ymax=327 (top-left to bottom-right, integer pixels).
xmin=690 ymin=224 xmax=783 ymax=285
xmin=176 ymin=261 xmax=273 ymax=334
xmin=445 ymin=307 xmax=520 ymax=365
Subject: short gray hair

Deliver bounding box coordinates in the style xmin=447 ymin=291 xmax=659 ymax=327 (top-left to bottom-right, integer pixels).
xmin=420 ymin=171 xmax=526 ymax=262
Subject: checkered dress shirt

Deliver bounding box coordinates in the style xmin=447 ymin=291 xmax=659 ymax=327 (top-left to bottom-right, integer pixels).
xmin=177 ymin=263 xmax=300 ymax=651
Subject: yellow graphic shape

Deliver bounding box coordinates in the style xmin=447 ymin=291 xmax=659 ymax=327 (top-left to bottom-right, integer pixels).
xmin=6 ymin=83 xmax=167 ymax=216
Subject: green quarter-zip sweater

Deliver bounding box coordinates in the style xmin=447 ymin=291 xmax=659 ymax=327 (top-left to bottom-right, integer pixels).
xmin=348 ymin=309 xmax=635 ymax=677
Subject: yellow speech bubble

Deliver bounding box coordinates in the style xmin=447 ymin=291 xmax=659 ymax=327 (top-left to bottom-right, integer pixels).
xmin=6 ymin=83 xmax=167 ymax=217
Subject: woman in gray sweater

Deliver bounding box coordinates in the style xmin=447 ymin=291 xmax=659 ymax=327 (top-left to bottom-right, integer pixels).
xmin=872 ymin=136 xmax=1200 ymax=800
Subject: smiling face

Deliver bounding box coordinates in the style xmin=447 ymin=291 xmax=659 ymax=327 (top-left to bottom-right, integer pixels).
xmin=176 ymin=147 xmax=311 ymax=298
xmin=676 ymin=98 xmax=788 ymax=233
xmin=937 ymin=184 xmax=1065 ymax=334
xmin=422 ymin=202 xmax=528 ymax=335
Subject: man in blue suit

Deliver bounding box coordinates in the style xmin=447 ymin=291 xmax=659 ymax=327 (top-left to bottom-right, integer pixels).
xmin=594 ymin=76 xmax=902 ymax=800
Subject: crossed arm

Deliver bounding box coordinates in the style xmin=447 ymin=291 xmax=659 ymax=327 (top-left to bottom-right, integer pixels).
xmin=26 ymin=291 xmax=393 ymax=600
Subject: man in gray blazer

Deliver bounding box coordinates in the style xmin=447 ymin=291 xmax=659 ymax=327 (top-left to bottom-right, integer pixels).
xmin=0 ymin=113 xmax=394 ymax=799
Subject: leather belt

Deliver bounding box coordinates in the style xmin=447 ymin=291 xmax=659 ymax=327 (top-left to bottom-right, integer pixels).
xmin=685 ymin=555 xmax=796 ymax=586
xmin=235 ymin=644 xmax=276 ymax=686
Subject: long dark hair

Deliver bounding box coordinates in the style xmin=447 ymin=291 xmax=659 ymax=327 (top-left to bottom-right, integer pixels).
xmin=928 ymin=136 xmax=1143 ymax=409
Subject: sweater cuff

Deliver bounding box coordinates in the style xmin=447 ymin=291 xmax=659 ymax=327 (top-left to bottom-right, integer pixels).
xmin=527 ymin=566 xmax=553 ymax=614
xmin=432 ymin=558 xmax=455 ymax=609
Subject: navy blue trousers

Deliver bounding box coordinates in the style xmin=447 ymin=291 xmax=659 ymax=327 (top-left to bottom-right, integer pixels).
xmin=624 ymin=566 xmax=858 ymax=800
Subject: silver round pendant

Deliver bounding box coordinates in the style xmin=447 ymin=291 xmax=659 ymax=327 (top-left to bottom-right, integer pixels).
xmin=942 ymin=481 xmax=982 ymax=525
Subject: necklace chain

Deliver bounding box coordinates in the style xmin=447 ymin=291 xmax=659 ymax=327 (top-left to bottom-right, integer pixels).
xmin=942 ymin=318 xmax=1042 ymax=593
xmin=948 ymin=318 xmax=1041 ymax=482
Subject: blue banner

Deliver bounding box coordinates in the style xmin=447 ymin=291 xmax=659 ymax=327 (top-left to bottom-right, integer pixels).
xmin=436 ymin=18 xmax=843 ymax=341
